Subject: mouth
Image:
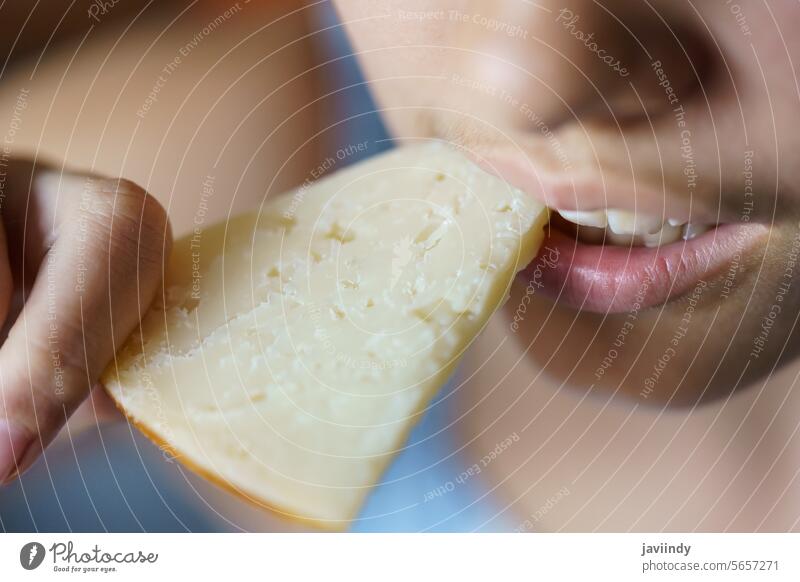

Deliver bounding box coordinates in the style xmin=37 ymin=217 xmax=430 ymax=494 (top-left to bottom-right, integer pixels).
xmin=525 ymin=210 xmax=764 ymax=313
xmin=470 ymin=150 xmax=767 ymax=314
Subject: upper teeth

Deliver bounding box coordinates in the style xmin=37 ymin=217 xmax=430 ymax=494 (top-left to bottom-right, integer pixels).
xmin=556 ymin=209 xmax=713 ymax=245
xmin=606 ymin=210 xmax=664 ymax=236
xmin=642 ymin=222 xmax=684 ymax=248
xmin=557 ymin=209 xmax=607 ymax=229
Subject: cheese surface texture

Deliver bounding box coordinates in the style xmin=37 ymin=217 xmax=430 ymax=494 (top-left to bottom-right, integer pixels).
xmin=102 ymin=143 xmax=548 ymax=528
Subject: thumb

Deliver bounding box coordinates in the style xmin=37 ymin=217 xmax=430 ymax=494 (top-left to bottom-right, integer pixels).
xmin=0 ymin=165 xmax=171 ymax=483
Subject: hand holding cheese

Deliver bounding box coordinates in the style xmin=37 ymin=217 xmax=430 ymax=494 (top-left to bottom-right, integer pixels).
xmin=102 ymin=144 xmax=548 ymax=528
xmin=0 ymin=161 xmax=169 ymax=486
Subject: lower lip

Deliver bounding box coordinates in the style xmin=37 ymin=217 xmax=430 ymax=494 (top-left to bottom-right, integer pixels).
xmin=522 ymin=222 xmax=767 ymax=313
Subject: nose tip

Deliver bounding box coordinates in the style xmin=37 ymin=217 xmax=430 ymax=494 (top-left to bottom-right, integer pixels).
xmin=441 ymin=1 xmax=628 ymax=131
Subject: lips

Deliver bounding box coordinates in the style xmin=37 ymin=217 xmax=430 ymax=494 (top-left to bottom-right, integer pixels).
xmin=470 ymin=150 xmax=767 ymax=313
xmin=525 ymin=221 xmax=765 ymax=313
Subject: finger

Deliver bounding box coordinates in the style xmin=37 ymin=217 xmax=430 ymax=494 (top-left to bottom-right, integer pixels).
xmin=0 ymin=166 xmax=171 ymax=483
xmin=60 ymin=384 xmax=123 ymax=438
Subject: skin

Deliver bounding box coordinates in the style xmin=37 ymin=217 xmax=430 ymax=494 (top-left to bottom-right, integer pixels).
xmin=334 ymin=0 xmax=800 ymax=402
xmin=333 ymin=0 xmax=800 ymax=530
xmin=0 ymin=0 xmax=177 ymax=484
xmin=2 ymin=0 xmax=797 ymax=531
xmin=0 ymin=0 xmax=322 ymax=500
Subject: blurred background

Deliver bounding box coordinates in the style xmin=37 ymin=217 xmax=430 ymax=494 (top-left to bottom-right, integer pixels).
xmin=4 ymin=0 xmax=799 ymax=534
xmin=0 ymin=0 xmax=513 ymax=533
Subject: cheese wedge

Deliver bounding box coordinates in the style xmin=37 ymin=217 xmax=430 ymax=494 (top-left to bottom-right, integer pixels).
xmin=102 ymin=143 xmax=548 ymax=529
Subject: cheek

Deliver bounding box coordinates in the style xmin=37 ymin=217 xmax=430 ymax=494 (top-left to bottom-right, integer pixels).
xmin=335 ymin=2 xmax=460 ymax=137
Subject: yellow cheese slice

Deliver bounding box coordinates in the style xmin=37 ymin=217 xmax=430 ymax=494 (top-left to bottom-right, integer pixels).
xmin=102 ymin=143 xmax=548 ymax=529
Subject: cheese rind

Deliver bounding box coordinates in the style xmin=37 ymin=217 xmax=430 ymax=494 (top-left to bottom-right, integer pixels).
xmin=102 ymin=143 xmax=548 ymax=528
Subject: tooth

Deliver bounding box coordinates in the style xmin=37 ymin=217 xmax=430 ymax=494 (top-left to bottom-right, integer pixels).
xmin=606 ymin=210 xmax=664 ymax=236
xmin=643 ymin=223 xmax=683 ymax=248
xmin=557 ymin=209 xmax=607 ymax=228
xmin=667 ymin=218 xmax=686 ymax=227
xmin=682 ymin=223 xmax=711 ymax=240
xmin=605 ymin=231 xmax=635 ymax=246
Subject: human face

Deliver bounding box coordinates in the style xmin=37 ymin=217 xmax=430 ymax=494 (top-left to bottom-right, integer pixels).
xmin=335 ymin=0 xmax=800 ymax=404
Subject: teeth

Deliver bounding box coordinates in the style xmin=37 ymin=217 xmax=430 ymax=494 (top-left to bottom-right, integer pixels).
xmin=643 ymin=222 xmax=683 ymax=248
xmin=682 ymin=223 xmax=710 ymax=240
xmin=605 ymin=230 xmax=636 ymax=246
xmin=556 ymin=207 xmax=715 ymax=248
xmin=606 ymin=210 xmax=664 ymax=236
xmin=557 ymin=209 xmax=607 ymax=228
xmin=557 ymin=208 xmax=665 ymax=234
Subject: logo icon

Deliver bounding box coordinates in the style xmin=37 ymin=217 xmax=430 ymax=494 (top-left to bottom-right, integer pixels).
xmin=19 ymin=542 xmax=45 ymax=570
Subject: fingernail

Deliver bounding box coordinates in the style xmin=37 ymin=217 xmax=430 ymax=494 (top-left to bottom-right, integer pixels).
xmin=0 ymin=420 xmax=31 ymax=485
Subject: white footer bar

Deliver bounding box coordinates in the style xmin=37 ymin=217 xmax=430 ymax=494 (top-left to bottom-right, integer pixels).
xmin=1 ymin=533 xmax=798 ymax=581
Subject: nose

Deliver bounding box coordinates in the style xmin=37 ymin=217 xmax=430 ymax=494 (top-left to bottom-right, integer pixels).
xmin=444 ymin=0 xmax=709 ymax=134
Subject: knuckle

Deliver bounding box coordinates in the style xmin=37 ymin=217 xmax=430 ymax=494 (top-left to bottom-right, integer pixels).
xmin=82 ymin=178 xmax=171 ymax=270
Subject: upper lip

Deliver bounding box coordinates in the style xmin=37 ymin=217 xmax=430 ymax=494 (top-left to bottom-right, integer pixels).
xmin=464 ymin=146 xmax=738 ymax=226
